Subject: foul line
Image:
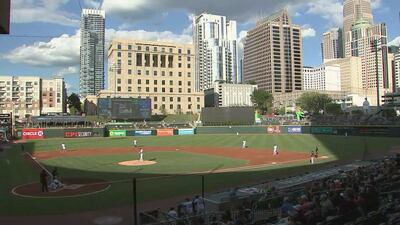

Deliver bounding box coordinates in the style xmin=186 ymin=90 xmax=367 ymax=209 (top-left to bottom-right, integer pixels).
xmin=24 ymin=152 xmax=53 ymax=179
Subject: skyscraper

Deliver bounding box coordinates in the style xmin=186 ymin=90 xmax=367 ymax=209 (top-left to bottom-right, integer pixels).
xmin=344 ymin=16 xmax=390 ymax=102
xmin=243 ymin=9 xmax=303 ymax=94
xmin=193 ymin=13 xmax=238 ymax=91
xmin=343 ymin=0 xmax=374 ymax=36
xmin=321 ymin=28 xmax=343 ymax=62
xmin=80 ymin=9 xmax=105 ymax=97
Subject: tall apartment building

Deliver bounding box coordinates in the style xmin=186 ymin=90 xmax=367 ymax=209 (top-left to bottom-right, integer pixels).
xmin=0 ymin=76 xmax=66 ymax=119
xmin=205 ymin=83 xmax=257 ymax=107
xmin=41 ymin=78 xmax=66 ymax=114
xmin=303 ymin=66 xmax=341 ymax=91
xmin=321 ymin=28 xmax=343 ymax=62
xmin=243 ymin=9 xmax=303 ymax=94
xmin=343 ymin=0 xmax=373 ymax=36
xmin=193 ymin=13 xmax=238 ymax=91
xmin=395 ymin=52 xmax=400 ymax=91
xmin=101 ymin=39 xmax=204 ymax=115
xmin=344 ymin=18 xmax=390 ymax=97
xmin=80 ymin=9 xmax=105 ymax=97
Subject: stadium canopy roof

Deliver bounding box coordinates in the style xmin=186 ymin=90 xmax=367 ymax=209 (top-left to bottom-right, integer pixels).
xmin=31 ymin=116 xmax=88 ymax=123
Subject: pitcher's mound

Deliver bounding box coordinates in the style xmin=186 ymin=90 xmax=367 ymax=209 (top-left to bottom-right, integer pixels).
xmin=118 ymin=160 xmax=157 ymax=166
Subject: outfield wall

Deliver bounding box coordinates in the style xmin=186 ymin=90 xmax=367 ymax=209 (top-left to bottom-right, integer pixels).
xmin=15 ymin=125 xmax=400 ymax=139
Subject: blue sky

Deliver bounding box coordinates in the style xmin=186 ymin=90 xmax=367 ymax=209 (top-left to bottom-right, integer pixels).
xmin=0 ymin=0 xmax=399 ymax=94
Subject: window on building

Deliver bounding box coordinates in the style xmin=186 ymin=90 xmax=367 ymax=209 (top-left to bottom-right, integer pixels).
xmin=178 ymin=49 xmax=182 ymax=53
xmin=128 ymin=79 xmax=132 ymax=84
xmin=138 ymin=87 xmax=142 ymax=92
xmin=138 ymin=70 xmax=142 ymax=75
xmin=187 ymin=64 xmax=191 ymax=68
xmin=154 ymin=47 xmax=157 ymax=51
xmin=162 ymin=71 xmax=165 ymax=76
xmin=188 ymin=88 xmax=191 ymax=93
xmin=154 ymin=104 xmax=158 ymax=109
xmin=162 ymin=80 xmax=165 ymax=85
xmin=128 ymin=87 xmax=132 ymax=92
xmin=117 ymin=44 xmax=121 ymax=50
xmin=178 ymin=81 xmax=182 ymax=86
xmin=117 ymin=87 xmax=121 ymax=92
xmin=128 ymin=69 xmax=132 ymax=75
xmin=138 ymin=79 xmax=142 ymax=84
xmin=197 ymin=97 xmax=200 ymax=102
xmin=188 ymin=97 xmax=191 ymax=102
xmin=188 ymin=104 xmax=192 ymax=109
xmin=146 ymin=80 xmax=149 ymax=85
xmin=128 ymin=45 xmax=132 ymax=50
xmin=154 ymin=97 xmax=158 ymax=101
xmin=177 ymin=97 xmax=181 ymax=102
xmin=187 ymin=57 xmax=191 ymax=61
xmin=162 ymin=88 xmax=165 ymax=93
xmin=178 ymin=72 xmax=182 ymax=77
xmin=188 ymin=81 xmax=191 ymax=86
xmin=154 ymin=71 xmax=157 ymax=76
xmin=128 ymin=60 xmax=132 ymax=65
xmin=146 ymin=70 xmax=149 ymax=75
xmin=178 ymin=56 xmax=182 ymax=61
xmin=154 ymin=87 xmax=158 ymax=92
xmin=138 ymin=46 xmax=142 ymax=50
xmin=117 ymin=79 xmax=121 ymax=84
xmin=187 ymin=49 xmax=191 ymax=54
xmin=170 ymin=97 xmax=173 ymax=102
xmin=197 ymin=105 xmax=200 ymax=109
xmin=169 ymin=48 xmax=173 ymax=53
xmin=146 ymin=87 xmax=149 ymax=92
xmin=178 ymin=63 xmax=182 ymax=68
xmin=170 ymin=88 xmax=173 ymax=93
xmin=117 ymin=52 xmax=121 ymax=57
xmin=136 ymin=53 xmax=142 ymax=66
xmin=146 ymin=46 xmax=150 ymax=51
xmin=179 ymin=88 xmax=182 ymax=93
xmin=128 ymin=52 xmax=132 ymax=58
xmin=162 ymin=97 xmax=165 ymax=101
xmin=188 ymin=72 xmax=191 ymax=77
xmin=169 ymin=72 xmax=173 ymax=76
xmin=169 ymin=80 xmax=173 ymax=85
xmin=170 ymin=104 xmax=173 ymax=109
xmin=154 ymin=80 xmax=158 ymax=85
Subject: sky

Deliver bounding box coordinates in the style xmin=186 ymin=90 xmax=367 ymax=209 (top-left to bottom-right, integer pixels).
xmin=0 ymin=0 xmax=399 ymax=95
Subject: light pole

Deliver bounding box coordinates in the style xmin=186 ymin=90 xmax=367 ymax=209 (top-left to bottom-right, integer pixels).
xmin=109 ymin=62 xmax=121 ymax=98
xmin=371 ymin=37 xmax=387 ymax=108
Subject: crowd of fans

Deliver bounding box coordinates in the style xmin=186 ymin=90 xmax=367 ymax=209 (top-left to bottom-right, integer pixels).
xmin=274 ymin=155 xmax=400 ymax=225
xmin=143 ymin=155 xmax=400 ymax=225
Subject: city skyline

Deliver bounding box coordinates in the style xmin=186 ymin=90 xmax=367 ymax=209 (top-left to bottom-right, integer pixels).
xmin=0 ymin=0 xmax=399 ymax=94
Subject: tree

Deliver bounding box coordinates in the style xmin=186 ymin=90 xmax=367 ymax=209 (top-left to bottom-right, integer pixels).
xmin=251 ymin=89 xmax=273 ymax=113
xmin=325 ymin=103 xmax=342 ymax=115
xmin=67 ymin=93 xmax=82 ymax=115
xmin=297 ymin=92 xmax=332 ymax=114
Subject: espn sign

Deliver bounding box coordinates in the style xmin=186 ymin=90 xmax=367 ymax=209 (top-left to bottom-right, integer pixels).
xmin=64 ymin=131 xmax=93 ymax=138
xmin=22 ymin=128 xmax=44 ymax=140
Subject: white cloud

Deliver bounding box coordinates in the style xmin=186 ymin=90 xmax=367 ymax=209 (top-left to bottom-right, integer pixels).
xmin=306 ymin=0 xmax=343 ymax=27
xmin=57 ymin=66 xmax=79 ymax=76
xmin=301 ymin=25 xmax=316 ymax=38
xmin=389 ymin=36 xmax=400 ymax=47
xmin=371 ymin=0 xmax=382 ymax=9
xmin=4 ymin=31 xmax=80 ymax=67
xmin=83 ymin=0 xmax=101 ymax=9
xmin=105 ymin=29 xmax=192 ymax=46
xmin=4 ymin=28 xmax=192 ymax=68
xmin=11 ymin=0 xmax=79 ymax=27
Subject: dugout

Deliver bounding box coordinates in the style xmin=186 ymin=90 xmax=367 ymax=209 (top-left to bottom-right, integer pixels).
xmin=201 ymin=107 xmax=255 ymax=126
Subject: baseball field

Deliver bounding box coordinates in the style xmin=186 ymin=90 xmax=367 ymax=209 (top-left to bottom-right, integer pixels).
xmin=1 ymin=133 xmax=400 ymax=219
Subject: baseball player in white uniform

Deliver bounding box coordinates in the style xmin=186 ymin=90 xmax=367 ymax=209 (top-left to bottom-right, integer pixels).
xmin=61 ymin=143 xmax=66 ymax=152
xmin=273 ymin=144 xmax=278 ymax=155
xmin=139 ymin=148 xmax=144 ymax=161
xmin=133 ymin=139 xmax=137 ymax=147
xmin=242 ymin=140 xmax=247 ymax=149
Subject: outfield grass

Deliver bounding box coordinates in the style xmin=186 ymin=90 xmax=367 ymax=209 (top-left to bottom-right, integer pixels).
xmin=1 ymin=134 xmax=400 ymax=216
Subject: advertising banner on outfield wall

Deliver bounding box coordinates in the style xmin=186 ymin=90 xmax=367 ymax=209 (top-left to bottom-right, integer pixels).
xmin=64 ymin=131 xmax=93 ymax=138
xmin=109 ymin=130 xmax=127 ymax=137
xmin=22 ymin=128 xmax=44 ymax=140
xmin=178 ymin=128 xmax=195 ymax=135
xmin=310 ymin=127 xmax=336 ymax=134
xmin=134 ymin=130 xmax=153 ymax=136
xmin=267 ymin=126 xmax=281 ymax=134
xmin=287 ymin=126 xmax=302 ymax=134
xmin=157 ymin=129 xmax=174 ymax=136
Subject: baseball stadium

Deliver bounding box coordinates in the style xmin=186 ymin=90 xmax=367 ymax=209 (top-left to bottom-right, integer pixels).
xmin=1 ymin=104 xmax=400 ymax=225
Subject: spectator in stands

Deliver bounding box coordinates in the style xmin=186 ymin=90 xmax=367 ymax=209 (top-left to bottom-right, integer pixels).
xmin=51 ymin=167 xmax=59 ymax=179
xmin=183 ymin=198 xmax=194 ymax=216
xmin=193 ymin=195 xmax=205 ymax=215
xmin=281 ymin=197 xmax=294 ymax=218
xmin=40 ymin=169 xmax=48 ymax=192
xmin=320 ymin=193 xmax=335 ymax=218
xmin=167 ymin=207 xmax=178 ymax=224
